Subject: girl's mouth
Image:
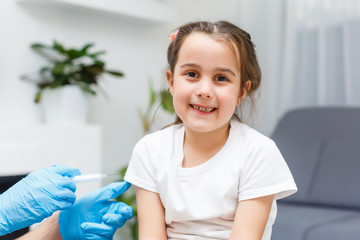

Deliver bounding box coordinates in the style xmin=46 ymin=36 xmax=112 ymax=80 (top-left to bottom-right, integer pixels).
xmin=190 ymin=104 xmax=217 ymax=113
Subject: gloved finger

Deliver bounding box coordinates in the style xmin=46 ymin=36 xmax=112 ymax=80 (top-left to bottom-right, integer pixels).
xmin=107 ymin=201 xmax=134 ymax=220
xmin=81 ymin=222 xmax=115 ymax=238
xmin=56 ymin=177 xmax=77 ymax=193
xmin=102 ymin=213 xmax=126 ymax=228
xmin=98 ymin=181 xmax=131 ymax=201
xmin=81 ymin=233 xmax=107 ymax=240
xmin=51 ymin=165 xmax=81 ymax=177
xmin=54 ymin=199 xmax=74 ymax=210
xmin=54 ymin=188 xmax=77 ymax=205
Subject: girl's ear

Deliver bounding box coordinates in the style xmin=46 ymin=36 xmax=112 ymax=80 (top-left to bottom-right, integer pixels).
xmin=237 ymin=81 xmax=251 ymax=105
xmin=166 ymin=70 xmax=174 ymax=95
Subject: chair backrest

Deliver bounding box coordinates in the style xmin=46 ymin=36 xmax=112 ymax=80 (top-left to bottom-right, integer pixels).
xmin=271 ymin=107 xmax=360 ymax=209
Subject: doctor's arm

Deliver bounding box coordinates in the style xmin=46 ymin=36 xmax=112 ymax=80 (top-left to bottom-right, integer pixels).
xmin=230 ymin=194 xmax=274 ymax=240
xmin=135 ymin=186 xmax=167 ymax=240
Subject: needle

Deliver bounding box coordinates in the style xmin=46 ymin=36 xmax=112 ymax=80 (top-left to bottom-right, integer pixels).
xmin=71 ymin=173 xmax=118 ymax=183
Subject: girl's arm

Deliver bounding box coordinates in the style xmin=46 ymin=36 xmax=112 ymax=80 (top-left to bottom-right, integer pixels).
xmin=230 ymin=194 xmax=275 ymax=240
xmin=135 ymin=186 xmax=167 ymax=240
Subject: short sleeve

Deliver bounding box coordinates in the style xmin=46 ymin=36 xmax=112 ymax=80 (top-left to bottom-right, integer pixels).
xmin=124 ymin=137 xmax=158 ymax=193
xmin=238 ymin=138 xmax=297 ymax=201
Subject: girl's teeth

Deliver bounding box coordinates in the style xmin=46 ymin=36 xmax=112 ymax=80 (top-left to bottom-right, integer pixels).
xmin=193 ymin=105 xmax=214 ymax=112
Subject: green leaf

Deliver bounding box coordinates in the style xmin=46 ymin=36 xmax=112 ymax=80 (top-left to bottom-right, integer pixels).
xmin=76 ymin=69 xmax=98 ymax=84
xmin=40 ymin=67 xmax=51 ymax=73
xmin=83 ymin=65 xmax=104 ymax=74
xmin=88 ymin=50 xmax=106 ymax=58
xmin=53 ymin=62 xmax=65 ymax=74
xmin=161 ymin=90 xmax=175 ymax=113
xmin=93 ymin=60 xmax=105 ymax=68
xmin=79 ymin=74 xmax=97 ymax=84
xmin=53 ymin=40 xmax=66 ymax=54
xmin=31 ymin=43 xmax=58 ymax=62
xmin=66 ymin=49 xmax=84 ymax=60
xmin=37 ymin=81 xmax=51 ymax=89
xmin=131 ymin=222 xmax=138 ymax=240
xmin=149 ymin=79 xmax=156 ymax=106
xmin=34 ymin=91 xmax=42 ymax=103
xmin=119 ymin=166 xmax=127 ymax=179
xmin=81 ymin=85 xmax=96 ymax=95
xmin=80 ymin=43 xmax=94 ymax=54
xmin=31 ymin=43 xmax=50 ymax=50
xmin=105 ymin=70 xmax=124 ymax=77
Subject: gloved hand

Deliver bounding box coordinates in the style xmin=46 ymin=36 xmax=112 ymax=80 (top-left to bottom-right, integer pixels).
xmin=59 ymin=181 xmax=134 ymax=240
xmin=0 ymin=165 xmax=80 ymax=235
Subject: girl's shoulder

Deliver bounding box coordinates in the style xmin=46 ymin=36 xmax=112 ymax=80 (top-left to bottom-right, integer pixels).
xmin=230 ymin=120 xmax=276 ymax=148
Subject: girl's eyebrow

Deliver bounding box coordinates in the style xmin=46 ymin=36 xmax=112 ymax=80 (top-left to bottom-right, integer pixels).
xmin=216 ymin=67 xmax=236 ymax=77
xmin=180 ymin=63 xmax=199 ymax=69
xmin=180 ymin=63 xmax=236 ymax=77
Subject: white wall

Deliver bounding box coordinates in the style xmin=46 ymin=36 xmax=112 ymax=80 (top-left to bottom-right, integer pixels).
xmin=0 ymin=0 xmax=174 ymax=177
xmin=0 ymin=0 xmax=276 ymax=185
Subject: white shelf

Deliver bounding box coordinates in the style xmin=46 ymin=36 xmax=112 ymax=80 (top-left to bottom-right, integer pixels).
xmin=18 ymin=0 xmax=177 ymax=24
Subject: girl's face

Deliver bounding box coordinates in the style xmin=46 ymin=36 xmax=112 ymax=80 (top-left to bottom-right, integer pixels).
xmin=167 ymin=32 xmax=247 ymax=134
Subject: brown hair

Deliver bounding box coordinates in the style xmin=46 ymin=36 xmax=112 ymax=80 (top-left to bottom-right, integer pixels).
xmin=166 ymin=20 xmax=261 ymax=124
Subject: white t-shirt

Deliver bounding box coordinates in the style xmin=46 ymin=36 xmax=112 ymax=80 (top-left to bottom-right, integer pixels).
xmin=125 ymin=120 xmax=297 ymax=240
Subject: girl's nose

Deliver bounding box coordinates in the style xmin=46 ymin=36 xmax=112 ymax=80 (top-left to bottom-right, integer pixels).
xmin=195 ymin=79 xmax=213 ymax=98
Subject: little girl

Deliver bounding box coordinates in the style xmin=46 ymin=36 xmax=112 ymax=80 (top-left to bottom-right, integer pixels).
xmin=125 ymin=21 xmax=297 ymax=240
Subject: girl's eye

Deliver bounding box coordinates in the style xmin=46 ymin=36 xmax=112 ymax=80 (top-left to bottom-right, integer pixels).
xmin=185 ymin=72 xmax=198 ymax=78
xmin=216 ymin=76 xmax=228 ymax=82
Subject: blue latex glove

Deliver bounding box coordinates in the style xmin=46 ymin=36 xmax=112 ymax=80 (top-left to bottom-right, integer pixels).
xmin=0 ymin=165 xmax=80 ymax=235
xmin=59 ymin=181 xmax=134 ymax=240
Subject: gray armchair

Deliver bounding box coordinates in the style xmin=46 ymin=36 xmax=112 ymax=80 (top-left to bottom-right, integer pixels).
xmin=271 ymin=107 xmax=360 ymax=240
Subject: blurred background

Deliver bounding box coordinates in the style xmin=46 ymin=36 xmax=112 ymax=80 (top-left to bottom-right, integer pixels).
xmin=0 ymin=0 xmax=360 ymax=239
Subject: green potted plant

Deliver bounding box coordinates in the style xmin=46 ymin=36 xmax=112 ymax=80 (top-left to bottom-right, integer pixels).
xmin=21 ymin=40 xmax=124 ymax=124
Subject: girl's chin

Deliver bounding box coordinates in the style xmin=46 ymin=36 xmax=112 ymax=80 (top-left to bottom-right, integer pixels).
xmin=184 ymin=121 xmax=230 ymax=134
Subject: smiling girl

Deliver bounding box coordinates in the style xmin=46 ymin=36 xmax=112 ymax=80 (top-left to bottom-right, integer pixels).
xmin=125 ymin=21 xmax=297 ymax=240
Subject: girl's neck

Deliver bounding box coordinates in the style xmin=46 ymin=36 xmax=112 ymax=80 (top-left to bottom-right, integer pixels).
xmin=182 ymin=122 xmax=231 ymax=168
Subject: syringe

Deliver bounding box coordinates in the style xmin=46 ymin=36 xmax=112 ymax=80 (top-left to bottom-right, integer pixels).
xmin=71 ymin=173 xmax=118 ymax=183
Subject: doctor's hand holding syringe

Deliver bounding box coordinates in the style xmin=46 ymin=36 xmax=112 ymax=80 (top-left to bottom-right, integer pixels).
xmin=0 ymin=165 xmax=134 ymax=240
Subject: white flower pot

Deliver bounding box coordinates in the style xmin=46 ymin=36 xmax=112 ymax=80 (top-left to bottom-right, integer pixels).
xmin=41 ymin=85 xmax=90 ymax=125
